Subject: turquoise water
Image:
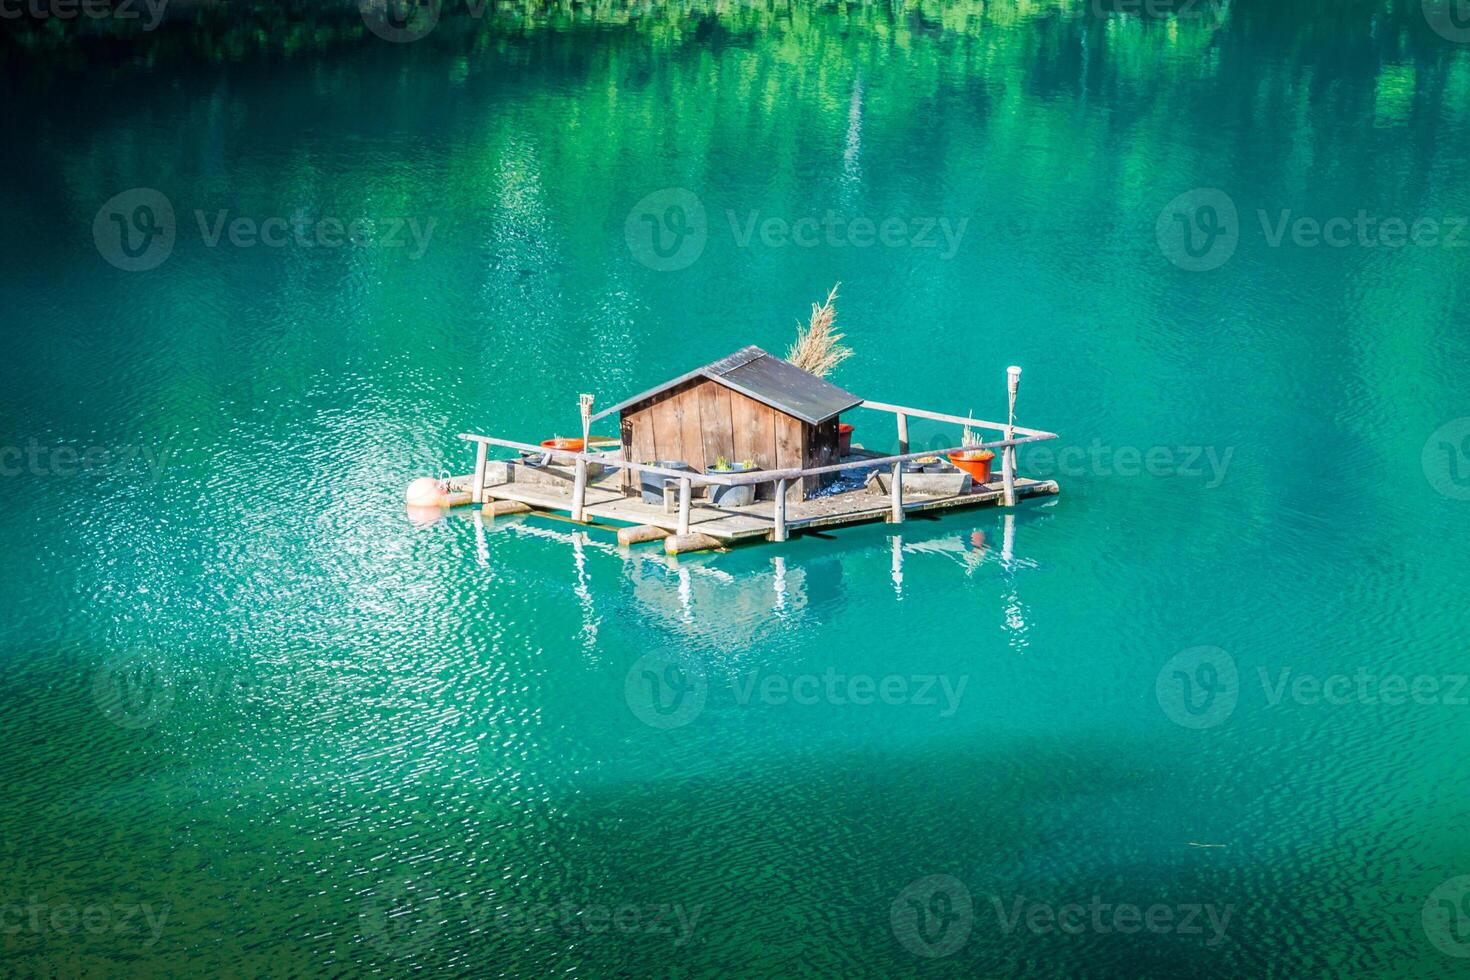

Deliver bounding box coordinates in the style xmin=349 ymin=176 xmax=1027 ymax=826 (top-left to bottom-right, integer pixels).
xmin=3 ymin=2 xmax=1470 ymax=976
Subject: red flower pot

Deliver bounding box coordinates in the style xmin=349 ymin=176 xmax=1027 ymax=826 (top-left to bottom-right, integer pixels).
xmin=948 ymin=449 xmax=995 ymax=484
xmin=837 ymin=423 xmax=854 ymax=457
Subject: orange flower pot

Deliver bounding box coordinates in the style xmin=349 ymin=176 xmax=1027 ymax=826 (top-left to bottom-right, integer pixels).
xmin=837 ymin=423 xmax=854 ymax=456
xmin=948 ymin=449 xmax=995 ymax=484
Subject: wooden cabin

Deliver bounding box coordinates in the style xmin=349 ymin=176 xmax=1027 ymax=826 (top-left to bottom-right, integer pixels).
xmin=591 ymin=346 xmax=862 ymax=502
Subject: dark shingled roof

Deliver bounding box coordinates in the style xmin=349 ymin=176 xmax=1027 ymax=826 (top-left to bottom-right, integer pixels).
xmin=591 ymin=346 xmax=862 ymax=426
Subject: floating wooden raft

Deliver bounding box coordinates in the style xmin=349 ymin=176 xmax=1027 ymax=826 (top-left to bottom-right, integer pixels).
xmin=470 ymin=457 xmax=1057 ymax=552
xmin=451 ymin=362 xmax=1059 ymax=555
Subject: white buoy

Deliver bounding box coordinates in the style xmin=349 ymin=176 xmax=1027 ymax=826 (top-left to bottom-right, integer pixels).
xmin=405 ymin=476 xmax=444 ymax=507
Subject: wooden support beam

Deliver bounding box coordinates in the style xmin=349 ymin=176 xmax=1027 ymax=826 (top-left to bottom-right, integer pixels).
xmin=471 ymin=441 xmax=489 ymax=504
xmin=1002 ymin=446 xmax=1017 ymax=507
xmin=571 ymin=457 xmax=588 ymax=522
xmin=890 ymin=462 xmax=904 ymax=523
xmin=618 ymin=524 xmax=670 ymax=546
xmin=483 ymin=499 xmax=532 ymax=516
xmin=772 ymin=478 xmax=788 ymax=542
xmin=665 ymin=531 xmax=722 ymax=555
xmin=677 ymin=478 xmax=692 ymax=536
xmin=897 ymin=412 xmax=909 ymax=456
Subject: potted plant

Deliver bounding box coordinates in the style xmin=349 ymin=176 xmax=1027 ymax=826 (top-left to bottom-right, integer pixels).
xmin=639 ymin=460 xmax=693 ymax=505
xmin=947 ymin=415 xmax=995 ymax=483
xmin=837 ymin=422 xmax=855 ymax=457
xmin=708 ymin=457 xmax=758 ymax=508
xmin=902 ymin=455 xmax=944 ymax=474
xmin=948 ymin=447 xmax=995 ymax=483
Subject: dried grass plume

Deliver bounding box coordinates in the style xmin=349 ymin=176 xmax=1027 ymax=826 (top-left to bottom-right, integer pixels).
xmin=785 ymin=283 xmax=852 ymax=380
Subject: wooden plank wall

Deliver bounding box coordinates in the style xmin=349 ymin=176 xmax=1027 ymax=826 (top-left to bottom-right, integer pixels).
xmin=618 ymin=379 xmax=814 ymax=503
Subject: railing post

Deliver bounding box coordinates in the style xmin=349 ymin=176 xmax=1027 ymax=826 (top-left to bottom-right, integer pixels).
xmin=890 ymin=461 xmax=904 ymax=523
xmin=1003 ymin=365 xmax=1021 ymax=506
xmin=472 ymin=440 xmax=488 ymax=504
xmin=571 ymin=456 xmax=588 ymax=522
xmin=772 ymin=478 xmax=787 ymax=542
xmin=897 ymin=412 xmax=909 ymax=456
xmin=677 ymin=477 xmax=691 ymax=536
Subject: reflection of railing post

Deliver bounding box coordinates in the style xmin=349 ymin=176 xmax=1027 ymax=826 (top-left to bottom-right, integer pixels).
xmin=897 ymin=412 xmax=909 ymax=455
xmin=773 ymin=478 xmax=788 ymax=542
xmin=472 ymin=440 xmax=488 ymax=504
xmin=890 ymin=461 xmax=904 ymax=523
xmin=571 ymin=457 xmax=588 ymax=522
xmin=677 ymin=477 xmax=692 ymax=536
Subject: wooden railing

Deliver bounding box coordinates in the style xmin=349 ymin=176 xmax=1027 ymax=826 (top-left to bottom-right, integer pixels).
xmin=458 ymin=399 xmax=1057 ymax=541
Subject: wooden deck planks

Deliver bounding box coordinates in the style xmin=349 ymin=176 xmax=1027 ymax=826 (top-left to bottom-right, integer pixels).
xmin=479 ymin=475 xmax=1059 ymax=544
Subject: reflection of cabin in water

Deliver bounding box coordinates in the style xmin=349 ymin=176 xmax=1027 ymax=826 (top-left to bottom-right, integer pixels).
xmin=591 ymin=346 xmax=861 ymax=503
